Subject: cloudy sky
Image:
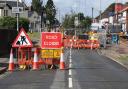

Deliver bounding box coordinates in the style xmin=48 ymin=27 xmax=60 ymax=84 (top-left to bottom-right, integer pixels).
xmin=24 ymin=0 xmax=127 ymax=20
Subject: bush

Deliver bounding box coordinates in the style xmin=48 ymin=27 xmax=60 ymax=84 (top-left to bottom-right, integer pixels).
xmin=0 ymin=16 xmax=16 ymax=29
xmin=19 ymin=18 xmax=29 ymax=32
xmin=0 ymin=16 xmax=29 ymax=32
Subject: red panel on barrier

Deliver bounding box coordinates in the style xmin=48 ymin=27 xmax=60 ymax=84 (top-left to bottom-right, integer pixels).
xmin=41 ymin=32 xmax=62 ymax=49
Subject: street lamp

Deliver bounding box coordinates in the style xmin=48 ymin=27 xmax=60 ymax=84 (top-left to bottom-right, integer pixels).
xmin=74 ymin=16 xmax=79 ymax=42
xmin=46 ymin=20 xmax=50 ymax=32
xmin=17 ymin=0 xmax=19 ymax=32
xmin=42 ymin=13 xmax=46 ymax=30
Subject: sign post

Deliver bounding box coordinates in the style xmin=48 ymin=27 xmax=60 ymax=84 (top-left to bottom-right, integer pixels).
xmin=12 ymin=1 xmax=23 ymax=32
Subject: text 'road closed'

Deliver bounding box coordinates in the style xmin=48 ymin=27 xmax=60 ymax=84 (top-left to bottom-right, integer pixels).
xmin=41 ymin=32 xmax=62 ymax=49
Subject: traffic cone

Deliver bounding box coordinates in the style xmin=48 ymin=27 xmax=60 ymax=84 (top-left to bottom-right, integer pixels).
xmin=59 ymin=50 xmax=65 ymax=70
xmin=8 ymin=48 xmax=14 ymax=71
xmin=32 ymin=48 xmax=39 ymax=70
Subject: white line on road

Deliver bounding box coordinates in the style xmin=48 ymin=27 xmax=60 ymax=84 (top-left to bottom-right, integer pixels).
xmin=68 ymin=48 xmax=73 ymax=88
xmin=69 ymin=63 xmax=72 ymax=68
xmin=68 ymin=77 xmax=73 ymax=88
xmin=69 ymin=69 xmax=72 ymax=76
xmin=69 ymin=56 xmax=72 ymax=63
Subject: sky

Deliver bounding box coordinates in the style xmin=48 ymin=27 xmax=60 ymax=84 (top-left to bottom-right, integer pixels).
xmin=24 ymin=0 xmax=127 ymax=21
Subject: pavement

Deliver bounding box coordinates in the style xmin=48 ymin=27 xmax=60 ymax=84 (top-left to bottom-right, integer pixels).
xmin=98 ymin=39 xmax=128 ymax=69
xmin=0 ymin=58 xmax=9 ymax=74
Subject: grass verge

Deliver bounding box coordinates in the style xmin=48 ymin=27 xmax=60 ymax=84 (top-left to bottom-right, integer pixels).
xmin=27 ymin=32 xmax=41 ymax=40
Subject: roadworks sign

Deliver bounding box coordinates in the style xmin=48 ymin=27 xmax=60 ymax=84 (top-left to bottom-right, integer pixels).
xmin=12 ymin=28 xmax=33 ymax=47
xmin=40 ymin=49 xmax=61 ymax=58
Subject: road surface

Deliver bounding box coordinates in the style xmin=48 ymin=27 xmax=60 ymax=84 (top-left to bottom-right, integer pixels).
xmin=0 ymin=49 xmax=128 ymax=89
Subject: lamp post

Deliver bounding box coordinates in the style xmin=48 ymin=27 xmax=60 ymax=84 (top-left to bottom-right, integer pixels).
xmin=16 ymin=0 xmax=19 ymax=32
xmin=74 ymin=16 xmax=79 ymax=42
xmin=46 ymin=20 xmax=50 ymax=32
xmin=99 ymin=0 xmax=102 ymax=21
xmin=42 ymin=13 xmax=46 ymax=31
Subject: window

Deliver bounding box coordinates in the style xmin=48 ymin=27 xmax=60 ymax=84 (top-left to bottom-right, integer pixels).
xmin=4 ymin=10 xmax=8 ymax=16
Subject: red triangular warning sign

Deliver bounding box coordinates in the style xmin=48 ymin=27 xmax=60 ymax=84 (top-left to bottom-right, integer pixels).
xmin=12 ymin=28 xmax=33 ymax=48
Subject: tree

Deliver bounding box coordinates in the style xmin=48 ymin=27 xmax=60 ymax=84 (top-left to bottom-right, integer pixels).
xmin=45 ymin=0 xmax=56 ymax=28
xmin=31 ymin=0 xmax=43 ymax=14
xmin=62 ymin=14 xmax=76 ymax=28
xmin=62 ymin=12 xmax=92 ymax=33
xmin=19 ymin=18 xmax=29 ymax=32
xmin=62 ymin=15 xmax=70 ymax=28
xmin=78 ymin=13 xmax=85 ymax=21
xmin=81 ymin=16 xmax=92 ymax=32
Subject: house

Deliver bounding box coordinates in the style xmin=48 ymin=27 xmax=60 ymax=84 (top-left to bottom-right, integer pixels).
xmin=0 ymin=1 xmax=28 ymax=18
xmin=118 ymin=6 xmax=128 ymax=35
xmin=0 ymin=1 xmax=43 ymax=32
xmin=95 ymin=3 xmax=126 ymax=33
xmin=28 ymin=7 xmax=41 ymax=32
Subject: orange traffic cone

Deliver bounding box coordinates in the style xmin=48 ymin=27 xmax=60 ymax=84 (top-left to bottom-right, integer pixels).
xmin=32 ymin=48 xmax=39 ymax=70
xmin=8 ymin=48 xmax=14 ymax=71
xmin=60 ymin=50 xmax=65 ymax=70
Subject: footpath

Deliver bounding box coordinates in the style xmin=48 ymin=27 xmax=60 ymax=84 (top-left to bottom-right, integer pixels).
xmin=99 ymin=39 xmax=128 ymax=69
xmin=0 ymin=58 xmax=9 ymax=74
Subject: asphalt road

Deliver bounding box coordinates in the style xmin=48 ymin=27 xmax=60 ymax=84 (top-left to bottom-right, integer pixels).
xmin=1 ymin=49 xmax=128 ymax=89
xmin=70 ymin=49 xmax=128 ymax=89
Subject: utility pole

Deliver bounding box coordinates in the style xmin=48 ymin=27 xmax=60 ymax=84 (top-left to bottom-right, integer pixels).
xmin=92 ymin=7 xmax=94 ymax=21
xmin=17 ymin=0 xmax=19 ymax=32
xmin=99 ymin=0 xmax=102 ymax=21
xmin=115 ymin=0 xmax=119 ymax=45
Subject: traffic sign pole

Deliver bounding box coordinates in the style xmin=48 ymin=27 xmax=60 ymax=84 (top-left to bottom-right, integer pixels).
xmin=17 ymin=13 xmax=19 ymax=32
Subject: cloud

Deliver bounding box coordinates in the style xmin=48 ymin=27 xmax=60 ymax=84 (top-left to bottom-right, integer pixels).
xmin=72 ymin=3 xmax=78 ymax=8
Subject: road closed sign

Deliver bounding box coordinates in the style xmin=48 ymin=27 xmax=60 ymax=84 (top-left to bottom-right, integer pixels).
xmin=41 ymin=32 xmax=62 ymax=49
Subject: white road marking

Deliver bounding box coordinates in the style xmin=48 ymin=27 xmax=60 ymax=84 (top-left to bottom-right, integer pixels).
xmin=69 ymin=63 xmax=72 ymax=68
xmin=69 ymin=57 xmax=72 ymax=63
xmin=68 ymin=48 xmax=73 ymax=88
xmin=68 ymin=77 xmax=73 ymax=88
xmin=69 ymin=69 xmax=72 ymax=76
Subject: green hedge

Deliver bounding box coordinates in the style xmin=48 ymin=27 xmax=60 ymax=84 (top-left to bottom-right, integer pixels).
xmin=0 ymin=16 xmax=29 ymax=32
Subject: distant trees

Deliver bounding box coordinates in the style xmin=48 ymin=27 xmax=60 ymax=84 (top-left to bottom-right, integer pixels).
xmin=31 ymin=0 xmax=43 ymax=14
xmin=62 ymin=14 xmax=75 ymax=28
xmin=19 ymin=18 xmax=30 ymax=32
xmin=31 ymin=0 xmax=58 ymax=29
xmin=62 ymin=12 xmax=92 ymax=32
xmin=45 ymin=0 xmax=57 ymax=28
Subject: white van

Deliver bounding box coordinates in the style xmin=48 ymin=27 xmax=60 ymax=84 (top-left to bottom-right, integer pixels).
xmin=91 ymin=22 xmax=104 ymax=31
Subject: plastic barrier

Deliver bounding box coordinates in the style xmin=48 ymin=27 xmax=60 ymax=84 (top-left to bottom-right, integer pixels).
xmin=64 ymin=38 xmax=100 ymax=49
